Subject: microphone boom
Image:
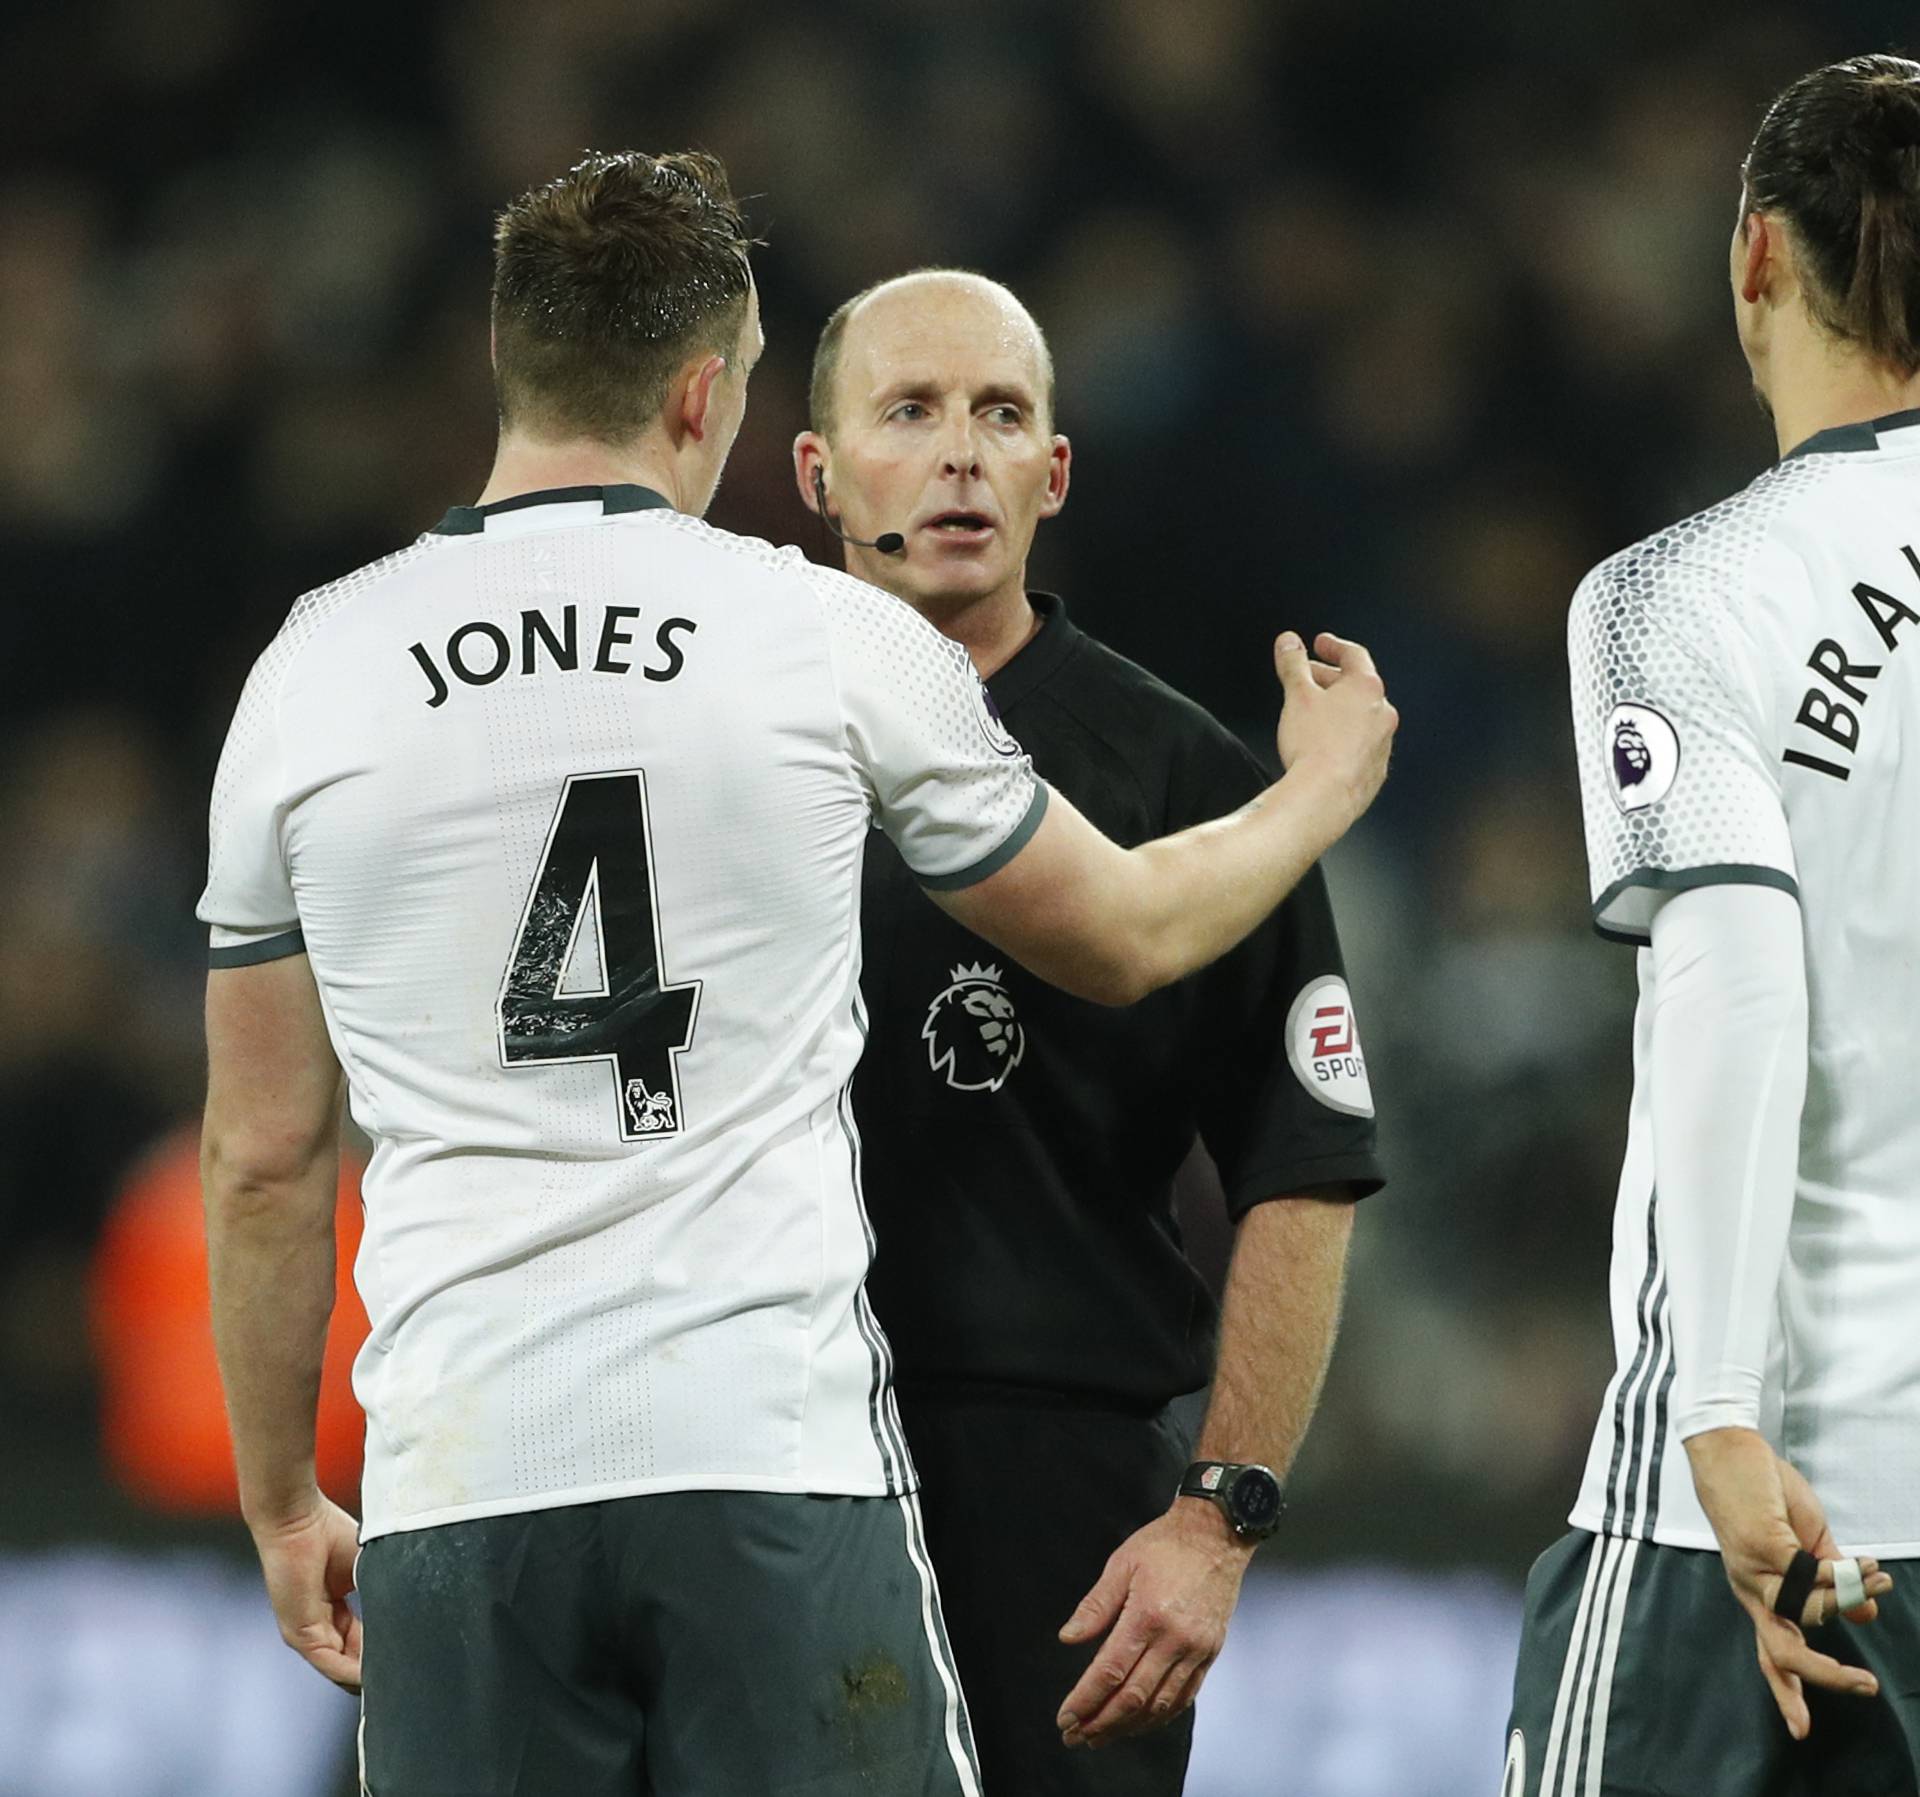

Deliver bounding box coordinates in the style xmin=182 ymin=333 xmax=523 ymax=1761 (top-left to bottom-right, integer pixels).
xmin=812 ymin=469 xmax=906 ymax=556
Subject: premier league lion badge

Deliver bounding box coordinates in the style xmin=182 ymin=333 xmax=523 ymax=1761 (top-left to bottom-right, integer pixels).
xmin=1604 ymin=702 xmax=1681 ymax=813
xmin=622 ymin=1077 xmax=678 ymax=1135
xmin=923 ymin=962 xmax=1025 ymax=1093
xmin=1612 ymin=716 xmax=1652 ymax=791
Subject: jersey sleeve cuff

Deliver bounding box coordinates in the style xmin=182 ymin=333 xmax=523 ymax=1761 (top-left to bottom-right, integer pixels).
xmin=207 ymin=924 xmax=307 ymax=968
xmin=1591 ymin=864 xmax=1799 ymax=945
xmin=1222 ymin=1151 xmax=1384 ymax=1220
xmin=1674 ymin=1399 xmax=1764 ymax=1441
xmin=914 ymin=781 xmax=1050 ymax=893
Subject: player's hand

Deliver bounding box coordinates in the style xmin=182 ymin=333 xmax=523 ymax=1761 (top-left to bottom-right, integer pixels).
xmin=1274 ymin=632 xmax=1398 ymax=828
xmin=249 ymin=1487 xmax=364 ymax=1693
xmin=1054 ymin=1500 xmax=1255 ymax=1749
xmin=1684 ymin=1426 xmax=1892 ymax=1740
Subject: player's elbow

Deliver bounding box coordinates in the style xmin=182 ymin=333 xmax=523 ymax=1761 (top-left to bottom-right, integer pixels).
xmin=200 ymin=1113 xmax=333 ymax=1204
xmin=1011 ymin=932 xmax=1158 ymax=1006
xmin=1076 ymin=954 xmax=1157 ymax=1008
xmin=1068 ymin=928 xmax=1181 ymax=1006
xmin=1068 ymin=859 xmax=1191 ymax=1005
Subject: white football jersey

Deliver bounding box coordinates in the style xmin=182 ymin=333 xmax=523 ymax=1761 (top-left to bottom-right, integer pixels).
xmin=198 ymin=485 xmax=1048 ymax=1541
xmin=1568 ymin=409 xmax=1920 ymax=1555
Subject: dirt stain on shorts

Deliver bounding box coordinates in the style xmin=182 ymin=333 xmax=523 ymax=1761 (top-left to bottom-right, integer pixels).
xmin=841 ymin=1655 xmax=911 ymax=1714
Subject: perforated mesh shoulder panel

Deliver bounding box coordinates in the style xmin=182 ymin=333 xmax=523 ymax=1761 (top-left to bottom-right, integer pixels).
xmin=794 ymin=556 xmax=1045 ymax=886
xmin=202 ymin=536 xmax=452 ymax=936
xmin=1569 ymin=465 xmax=1807 ymax=941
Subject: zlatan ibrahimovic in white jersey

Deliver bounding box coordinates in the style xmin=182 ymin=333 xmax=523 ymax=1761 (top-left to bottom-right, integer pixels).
xmin=195 ymin=150 xmax=1396 ymax=1797
xmin=1505 ymin=54 xmax=1920 ymax=1797
xmin=1565 ymin=418 xmax=1920 ymax=1561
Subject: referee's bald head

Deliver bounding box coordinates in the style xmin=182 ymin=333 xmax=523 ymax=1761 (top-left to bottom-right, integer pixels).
xmin=808 ymin=269 xmax=1056 ymax=441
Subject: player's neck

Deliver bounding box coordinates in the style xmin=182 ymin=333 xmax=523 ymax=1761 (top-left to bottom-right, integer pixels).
xmin=1762 ymin=327 xmax=1920 ymax=458
xmin=880 ymin=575 xmax=1039 ymax=679
xmin=476 ymin=433 xmax=691 ymax=513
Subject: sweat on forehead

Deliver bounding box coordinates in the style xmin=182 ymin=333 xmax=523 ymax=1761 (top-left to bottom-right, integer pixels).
xmin=808 ymin=267 xmax=1056 ymax=437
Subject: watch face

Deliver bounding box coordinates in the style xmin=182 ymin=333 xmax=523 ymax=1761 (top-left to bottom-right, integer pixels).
xmin=1229 ymin=1468 xmax=1282 ymax=1531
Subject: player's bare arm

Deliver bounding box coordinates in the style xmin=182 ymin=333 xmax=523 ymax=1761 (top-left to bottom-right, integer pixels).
xmin=202 ymin=952 xmax=362 ymax=1693
xmin=935 ymin=632 xmax=1395 ymax=1003
xmin=1055 ymin=1194 xmax=1353 ymax=1748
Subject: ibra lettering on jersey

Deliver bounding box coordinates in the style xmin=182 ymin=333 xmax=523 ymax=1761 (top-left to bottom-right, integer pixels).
xmin=1784 ymin=545 xmax=1920 ymax=780
xmin=407 ymin=604 xmax=697 ymax=708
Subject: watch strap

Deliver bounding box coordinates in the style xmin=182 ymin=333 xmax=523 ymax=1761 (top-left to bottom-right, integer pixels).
xmin=1178 ymin=1460 xmax=1285 ymax=1538
xmin=1179 ymin=1461 xmax=1241 ymax=1501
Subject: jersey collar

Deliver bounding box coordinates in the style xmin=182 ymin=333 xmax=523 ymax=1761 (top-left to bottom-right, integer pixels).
xmin=1783 ymin=406 xmax=1920 ymax=462
xmin=985 ymin=592 xmax=1080 ymax=710
xmin=430 ymin=484 xmax=676 ymax=536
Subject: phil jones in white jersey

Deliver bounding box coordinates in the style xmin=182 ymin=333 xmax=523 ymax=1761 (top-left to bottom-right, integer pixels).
xmin=194 ymin=149 xmax=1398 ymax=1797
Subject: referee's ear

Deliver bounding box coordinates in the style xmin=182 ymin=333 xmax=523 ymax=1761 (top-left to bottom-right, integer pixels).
xmin=1037 ymin=434 xmax=1072 ymax=520
xmin=793 ymin=432 xmax=828 ymax=516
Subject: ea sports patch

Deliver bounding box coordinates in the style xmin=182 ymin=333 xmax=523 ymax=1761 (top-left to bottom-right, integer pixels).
xmin=973 ymin=678 xmax=1022 ymax=758
xmin=1285 ymin=976 xmax=1373 ymax=1117
xmin=1606 ymin=702 xmax=1680 ymax=813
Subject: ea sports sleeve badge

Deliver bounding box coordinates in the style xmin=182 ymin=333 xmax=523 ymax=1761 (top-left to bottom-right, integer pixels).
xmin=1285 ymin=975 xmax=1373 ymax=1117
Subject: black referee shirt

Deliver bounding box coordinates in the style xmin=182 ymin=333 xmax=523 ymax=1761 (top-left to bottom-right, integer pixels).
xmin=855 ymin=594 xmax=1383 ymax=1412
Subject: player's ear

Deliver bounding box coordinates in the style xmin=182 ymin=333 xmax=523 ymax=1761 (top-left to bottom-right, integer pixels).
xmin=1738 ymin=212 xmax=1774 ymax=307
xmin=678 ymin=353 xmax=729 ymax=443
xmin=1038 ymin=435 xmax=1071 ymax=520
xmin=794 ymin=431 xmax=829 ymax=515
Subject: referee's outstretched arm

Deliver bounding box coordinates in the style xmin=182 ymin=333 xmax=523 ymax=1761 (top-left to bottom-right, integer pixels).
xmin=937 ymin=631 xmax=1395 ymax=1005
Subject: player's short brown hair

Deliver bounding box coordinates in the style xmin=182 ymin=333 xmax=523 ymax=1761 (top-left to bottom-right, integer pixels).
xmin=1745 ymin=55 xmax=1920 ymax=375
xmin=491 ymin=150 xmax=755 ymax=444
xmin=807 ymin=268 xmax=1056 ymax=439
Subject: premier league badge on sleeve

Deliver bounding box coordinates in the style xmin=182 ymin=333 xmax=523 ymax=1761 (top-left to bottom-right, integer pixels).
xmin=1606 ymin=703 xmax=1681 ymax=813
xmin=972 ymin=679 xmax=1023 ymax=758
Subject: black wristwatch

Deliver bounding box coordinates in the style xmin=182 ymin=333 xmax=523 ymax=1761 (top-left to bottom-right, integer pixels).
xmin=1178 ymin=1461 xmax=1285 ymax=1541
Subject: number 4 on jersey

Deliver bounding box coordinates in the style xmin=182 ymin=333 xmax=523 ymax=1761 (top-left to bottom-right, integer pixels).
xmin=497 ymin=771 xmax=700 ymax=1142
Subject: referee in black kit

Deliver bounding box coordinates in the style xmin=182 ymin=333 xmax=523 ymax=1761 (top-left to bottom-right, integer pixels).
xmin=794 ymin=269 xmax=1383 ymax=1794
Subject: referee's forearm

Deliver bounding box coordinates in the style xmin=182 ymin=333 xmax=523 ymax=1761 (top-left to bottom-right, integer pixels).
xmin=1125 ymin=767 xmax=1349 ymax=996
xmin=203 ymin=1134 xmax=341 ymax=1530
xmin=1195 ymin=1197 xmax=1353 ymax=1478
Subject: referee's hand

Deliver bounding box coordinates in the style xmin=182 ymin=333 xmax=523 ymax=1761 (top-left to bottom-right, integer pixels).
xmin=250 ymin=1487 xmax=365 ymax=1693
xmin=1274 ymin=632 xmax=1397 ymax=826
xmin=1054 ymin=1502 xmax=1255 ymax=1750
xmin=1685 ymin=1426 xmax=1892 ymax=1740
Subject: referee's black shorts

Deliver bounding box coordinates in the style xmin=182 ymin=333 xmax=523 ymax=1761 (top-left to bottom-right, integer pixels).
xmin=899 ymin=1387 xmax=1196 ymax=1797
xmin=356 ymin=1488 xmax=980 ymax=1796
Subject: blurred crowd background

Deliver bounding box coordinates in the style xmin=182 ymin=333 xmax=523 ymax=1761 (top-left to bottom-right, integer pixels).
xmin=2 ymin=0 xmax=1911 ymax=1790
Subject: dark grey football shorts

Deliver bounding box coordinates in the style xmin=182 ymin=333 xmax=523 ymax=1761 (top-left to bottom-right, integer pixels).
xmin=356 ymin=1489 xmax=980 ymax=1796
xmin=1506 ymin=1529 xmax=1920 ymax=1796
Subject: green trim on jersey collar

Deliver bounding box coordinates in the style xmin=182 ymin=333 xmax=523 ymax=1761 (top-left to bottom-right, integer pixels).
xmin=1784 ymin=406 xmax=1920 ymax=462
xmin=432 ymin=484 xmax=676 ymax=535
